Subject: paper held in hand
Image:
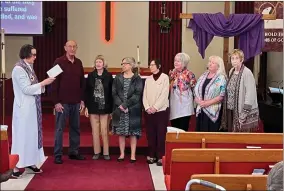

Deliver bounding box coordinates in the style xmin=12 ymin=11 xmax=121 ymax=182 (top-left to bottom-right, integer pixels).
xmin=47 ymin=64 xmax=63 ymax=78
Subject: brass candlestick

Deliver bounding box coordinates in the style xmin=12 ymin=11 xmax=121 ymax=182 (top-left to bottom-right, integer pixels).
xmin=1 ymin=73 xmax=5 ymax=125
xmin=137 ymin=61 xmax=141 ymax=75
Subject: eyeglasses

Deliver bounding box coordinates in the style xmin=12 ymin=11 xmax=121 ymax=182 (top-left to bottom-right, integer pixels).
xmin=121 ymin=62 xmax=130 ymax=66
xmin=31 ymin=53 xmax=36 ymax=56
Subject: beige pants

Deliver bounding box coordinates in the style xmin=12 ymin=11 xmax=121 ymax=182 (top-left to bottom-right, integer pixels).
xmin=89 ymin=114 xmax=110 ymax=155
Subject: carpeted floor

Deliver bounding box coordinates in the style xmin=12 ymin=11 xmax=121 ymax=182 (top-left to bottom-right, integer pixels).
xmin=25 ymin=155 xmax=155 ymax=190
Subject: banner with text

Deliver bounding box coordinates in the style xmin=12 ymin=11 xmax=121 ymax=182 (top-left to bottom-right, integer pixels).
xmin=254 ymin=2 xmax=283 ymax=52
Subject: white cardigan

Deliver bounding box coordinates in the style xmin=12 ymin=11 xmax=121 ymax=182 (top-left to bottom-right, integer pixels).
xmin=143 ymin=73 xmax=169 ymax=112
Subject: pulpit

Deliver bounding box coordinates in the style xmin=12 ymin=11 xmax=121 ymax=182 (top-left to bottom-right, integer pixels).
xmin=259 ymin=100 xmax=283 ymax=133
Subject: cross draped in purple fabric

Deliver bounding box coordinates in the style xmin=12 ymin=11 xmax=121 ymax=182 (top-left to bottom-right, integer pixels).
xmin=188 ymin=12 xmax=265 ymax=61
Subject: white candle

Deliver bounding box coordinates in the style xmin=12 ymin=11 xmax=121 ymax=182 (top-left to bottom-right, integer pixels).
xmin=1 ymin=28 xmax=5 ymax=74
xmin=137 ymin=45 xmax=140 ymax=62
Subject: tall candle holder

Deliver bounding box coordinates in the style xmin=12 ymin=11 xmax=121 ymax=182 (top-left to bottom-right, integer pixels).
xmin=1 ymin=28 xmax=6 ymax=125
xmin=137 ymin=61 xmax=141 ymax=75
xmin=1 ymin=73 xmax=5 ymax=125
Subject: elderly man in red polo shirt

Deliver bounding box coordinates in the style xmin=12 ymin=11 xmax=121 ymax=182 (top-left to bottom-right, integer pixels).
xmin=51 ymin=40 xmax=86 ymax=164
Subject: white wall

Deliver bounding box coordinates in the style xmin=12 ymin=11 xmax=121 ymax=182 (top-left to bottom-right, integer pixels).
xmin=1 ymin=36 xmax=33 ymax=78
xmin=68 ymin=2 xmax=149 ymax=68
xmin=267 ymin=52 xmax=283 ymax=87
xmin=182 ymin=2 xmax=235 ymax=78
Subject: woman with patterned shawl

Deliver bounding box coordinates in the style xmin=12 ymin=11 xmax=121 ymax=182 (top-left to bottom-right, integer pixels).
xmin=169 ymin=53 xmax=197 ymax=131
xmin=221 ymin=49 xmax=259 ymax=132
xmin=194 ymin=56 xmax=227 ymax=132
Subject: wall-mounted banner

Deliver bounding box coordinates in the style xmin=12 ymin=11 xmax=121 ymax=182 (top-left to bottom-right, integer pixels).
xmin=254 ymin=2 xmax=283 ymax=52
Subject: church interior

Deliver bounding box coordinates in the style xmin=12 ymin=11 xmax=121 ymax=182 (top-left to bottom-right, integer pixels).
xmin=0 ymin=1 xmax=283 ymax=190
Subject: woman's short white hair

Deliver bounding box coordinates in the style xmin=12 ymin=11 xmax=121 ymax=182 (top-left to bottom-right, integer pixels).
xmin=208 ymin=55 xmax=227 ymax=79
xmin=175 ymin=53 xmax=190 ymax=68
xmin=267 ymin=161 xmax=283 ymax=191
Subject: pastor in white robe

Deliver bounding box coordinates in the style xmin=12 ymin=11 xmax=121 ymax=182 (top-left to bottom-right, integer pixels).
xmin=10 ymin=63 xmax=45 ymax=168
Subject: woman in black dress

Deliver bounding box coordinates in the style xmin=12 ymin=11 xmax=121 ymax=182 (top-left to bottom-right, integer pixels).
xmin=85 ymin=55 xmax=113 ymax=160
xmin=194 ymin=56 xmax=227 ymax=132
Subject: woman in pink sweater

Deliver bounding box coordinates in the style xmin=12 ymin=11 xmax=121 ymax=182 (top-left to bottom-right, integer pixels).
xmin=143 ymin=59 xmax=169 ymax=166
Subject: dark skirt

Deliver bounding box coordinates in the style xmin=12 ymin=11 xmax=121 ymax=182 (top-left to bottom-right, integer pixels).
xmin=196 ymin=108 xmax=223 ymax=132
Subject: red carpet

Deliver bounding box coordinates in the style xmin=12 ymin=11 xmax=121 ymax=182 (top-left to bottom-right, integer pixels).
xmin=25 ymin=155 xmax=155 ymax=190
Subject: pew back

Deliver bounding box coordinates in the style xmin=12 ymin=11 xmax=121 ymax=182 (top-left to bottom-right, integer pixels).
xmin=163 ymin=132 xmax=283 ymax=174
xmin=166 ymin=148 xmax=282 ymax=191
xmin=0 ymin=130 xmax=10 ymax=173
xmin=189 ymin=174 xmax=267 ymax=191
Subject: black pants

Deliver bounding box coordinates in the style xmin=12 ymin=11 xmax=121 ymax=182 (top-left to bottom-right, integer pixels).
xmin=145 ymin=108 xmax=169 ymax=159
xmin=54 ymin=103 xmax=80 ymax=158
xmin=170 ymin=116 xmax=191 ymax=131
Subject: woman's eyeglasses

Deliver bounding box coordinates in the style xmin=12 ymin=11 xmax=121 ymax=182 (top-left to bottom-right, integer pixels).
xmin=121 ymin=62 xmax=130 ymax=66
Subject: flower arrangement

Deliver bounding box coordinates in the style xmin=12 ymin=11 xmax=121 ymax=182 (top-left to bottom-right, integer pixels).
xmin=158 ymin=16 xmax=172 ymax=29
xmin=45 ymin=17 xmax=55 ymax=33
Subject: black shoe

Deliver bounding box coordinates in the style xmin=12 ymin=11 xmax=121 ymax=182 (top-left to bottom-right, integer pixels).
xmin=26 ymin=166 xmax=43 ymax=174
xmin=130 ymin=159 xmax=136 ymax=163
xmin=92 ymin=153 xmax=101 ymax=160
xmin=54 ymin=157 xmax=63 ymax=164
xmin=69 ymin=154 xmax=86 ymax=160
xmin=103 ymin=155 xmax=111 ymax=160
xmin=117 ymin=158 xmax=124 ymax=162
xmin=146 ymin=157 xmax=157 ymax=164
xmin=156 ymin=159 xmax=162 ymax=166
xmin=11 ymin=171 xmax=23 ymax=179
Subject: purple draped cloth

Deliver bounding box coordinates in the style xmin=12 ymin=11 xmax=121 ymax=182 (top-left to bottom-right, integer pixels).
xmin=188 ymin=12 xmax=264 ymax=61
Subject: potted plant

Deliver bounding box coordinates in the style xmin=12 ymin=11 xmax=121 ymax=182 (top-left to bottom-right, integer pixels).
xmin=158 ymin=16 xmax=172 ymax=33
xmin=45 ymin=17 xmax=55 ymax=33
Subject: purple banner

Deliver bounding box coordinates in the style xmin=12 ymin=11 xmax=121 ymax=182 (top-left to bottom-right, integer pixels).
xmin=0 ymin=1 xmax=43 ymax=35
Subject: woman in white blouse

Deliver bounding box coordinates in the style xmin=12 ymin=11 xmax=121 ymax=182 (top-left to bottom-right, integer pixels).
xmin=143 ymin=59 xmax=169 ymax=166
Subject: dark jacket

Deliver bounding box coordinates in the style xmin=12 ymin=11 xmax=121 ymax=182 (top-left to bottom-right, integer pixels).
xmin=112 ymin=73 xmax=143 ymax=131
xmin=85 ymin=69 xmax=113 ymax=114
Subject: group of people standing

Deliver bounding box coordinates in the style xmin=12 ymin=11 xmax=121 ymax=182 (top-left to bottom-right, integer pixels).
xmin=10 ymin=40 xmax=259 ymax=178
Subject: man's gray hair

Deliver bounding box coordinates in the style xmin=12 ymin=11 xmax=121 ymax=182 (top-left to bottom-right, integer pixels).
xmin=267 ymin=161 xmax=283 ymax=191
xmin=175 ymin=53 xmax=190 ymax=68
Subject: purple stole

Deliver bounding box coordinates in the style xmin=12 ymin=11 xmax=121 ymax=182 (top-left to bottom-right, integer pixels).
xmin=15 ymin=60 xmax=43 ymax=149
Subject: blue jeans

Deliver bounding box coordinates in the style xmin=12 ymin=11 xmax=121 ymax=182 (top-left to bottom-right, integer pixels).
xmin=54 ymin=103 xmax=80 ymax=158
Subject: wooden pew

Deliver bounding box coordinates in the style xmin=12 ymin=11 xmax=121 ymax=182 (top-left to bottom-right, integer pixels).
xmin=188 ymin=174 xmax=267 ymax=191
xmin=163 ymin=132 xmax=283 ymax=175
xmin=165 ymin=148 xmax=282 ymax=190
xmin=0 ymin=130 xmax=19 ymax=182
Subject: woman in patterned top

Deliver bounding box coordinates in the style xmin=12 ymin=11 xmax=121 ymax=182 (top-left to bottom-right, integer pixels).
xmin=112 ymin=57 xmax=143 ymax=163
xmin=221 ymin=49 xmax=259 ymax=132
xmin=194 ymin=56 xmax=227 ymax=132
xmin=169 ymin=53 xmax=197 ymax=131
xmin=85 ymin=55 xmax=113 ymax=160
